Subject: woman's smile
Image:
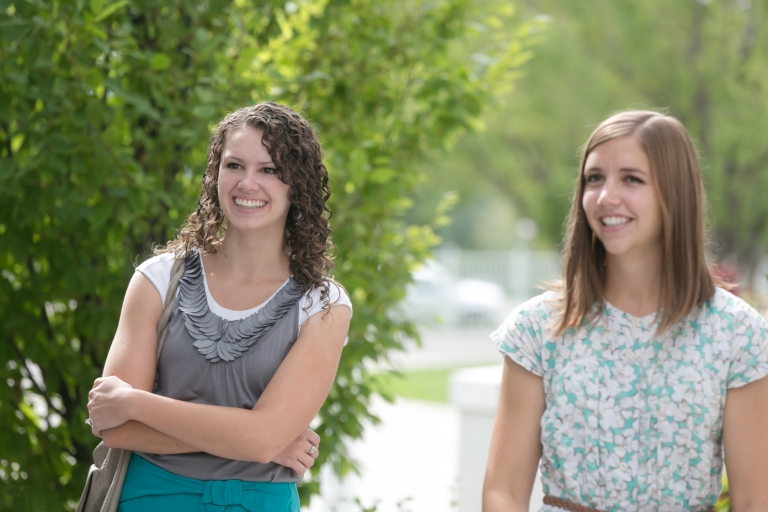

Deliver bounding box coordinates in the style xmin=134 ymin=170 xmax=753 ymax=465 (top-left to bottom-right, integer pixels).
xmin=600 ymin=215 xmax=631 ymax=227
xmin=233 ymin=197 xmax=267 ymax=209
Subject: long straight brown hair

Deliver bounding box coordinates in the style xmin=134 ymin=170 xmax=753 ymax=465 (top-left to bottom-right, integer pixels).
xmin=554 ymin=110 xmax=722 ymax=335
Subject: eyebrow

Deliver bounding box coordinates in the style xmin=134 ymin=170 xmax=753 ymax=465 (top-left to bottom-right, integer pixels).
xmin=222 ymin=155 xmax=275 ymax=166
xmin=584 ymin=166 xmax=648 ymax=175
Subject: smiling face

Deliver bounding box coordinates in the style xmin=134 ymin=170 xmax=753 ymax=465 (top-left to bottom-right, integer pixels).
xmin=581 ymin=135 xmax=663 ymax=260
xmin=217 ymin=127 xmax=291 ymax=236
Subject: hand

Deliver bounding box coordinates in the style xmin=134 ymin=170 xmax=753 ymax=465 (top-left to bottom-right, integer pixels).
xmin=271 ymin=428 xmax=320 ymax=477
xmin=87 ymin=376 xmax=135 ymax=436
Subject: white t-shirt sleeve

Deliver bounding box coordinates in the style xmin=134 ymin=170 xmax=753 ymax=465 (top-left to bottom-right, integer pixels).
xmin=298 ymin=280 xmax=353 ymax=332
xmin=138 ymin=255 xmax=351 ymax=334
xmin=135 ymin=252 xmax=176 ymax=305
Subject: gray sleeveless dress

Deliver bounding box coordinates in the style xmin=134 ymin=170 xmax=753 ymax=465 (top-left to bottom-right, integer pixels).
xmin=137 ymin=251 xmax=305 ymax=482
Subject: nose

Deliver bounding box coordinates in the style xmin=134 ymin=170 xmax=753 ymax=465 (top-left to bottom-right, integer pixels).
xmin=238 ymin=169 xmax=263 ymax=190
xmin=596 ymin=177 xmax=621 ymax=206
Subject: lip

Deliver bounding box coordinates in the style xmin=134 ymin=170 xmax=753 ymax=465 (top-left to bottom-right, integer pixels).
xmin=232 ymin=196 xmax=268 ymax=211
xmin=598 ymin=215 xmax=633 ymax=232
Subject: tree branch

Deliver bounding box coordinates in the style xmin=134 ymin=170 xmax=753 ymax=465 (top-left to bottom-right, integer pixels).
xmin=8 ymin=336 xmax=66 ymax=417
xmin=1 ymin=121 xmax=12 ymax=158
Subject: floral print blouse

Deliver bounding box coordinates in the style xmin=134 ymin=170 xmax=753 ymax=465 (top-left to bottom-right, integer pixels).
xmin=491 ymin=288 xmax=768 ymax=512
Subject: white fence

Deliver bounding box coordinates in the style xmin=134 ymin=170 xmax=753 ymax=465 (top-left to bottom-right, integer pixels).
xmin=434 ymin=248 xmax=560 ymax=302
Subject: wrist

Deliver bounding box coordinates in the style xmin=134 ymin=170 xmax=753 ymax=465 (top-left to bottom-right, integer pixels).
xmin=126 ymin=388 xmax=145 ymax=422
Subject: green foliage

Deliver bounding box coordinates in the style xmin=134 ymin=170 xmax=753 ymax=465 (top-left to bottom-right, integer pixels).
xmin=418 ymin=0 xmax=768 ymax=274
xmin=0 ymin=0 xmax=533 ymax=509
xmin=716 ymin=469 xmax=730 ymax=512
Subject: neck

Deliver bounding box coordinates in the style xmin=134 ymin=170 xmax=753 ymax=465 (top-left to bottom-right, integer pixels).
xmin=603 ymin=248 xmax=662 ymax=317
xmin=210 ymin=225 xmax=291 ymax=280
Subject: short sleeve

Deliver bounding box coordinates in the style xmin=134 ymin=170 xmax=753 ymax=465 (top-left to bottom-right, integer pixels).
xmin=298 ymin=280 xmax=352 ymax=330
xmin=490 ymin=296 xmax=547 ymax=377
xmin=727 ymin=299 xmax=768 ymax=389
xmin=135 ymin=252 xmax=175 ymax=305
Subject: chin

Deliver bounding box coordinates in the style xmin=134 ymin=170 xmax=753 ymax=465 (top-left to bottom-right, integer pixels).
xmin=601 ymin=244 xmax=631 ymax=256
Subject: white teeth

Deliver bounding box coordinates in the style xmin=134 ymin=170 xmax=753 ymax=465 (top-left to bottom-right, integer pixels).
xmin=234 ymin=198 xmax=266 ymax=208
xmin=602 ymin=216 xmax=630 ymax=226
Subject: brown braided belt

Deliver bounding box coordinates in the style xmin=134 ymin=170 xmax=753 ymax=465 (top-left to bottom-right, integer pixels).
xmin=543 ymin=495 xmax=715 ymax=512
xmin=543 ymin=496 xmax=605 ymax=512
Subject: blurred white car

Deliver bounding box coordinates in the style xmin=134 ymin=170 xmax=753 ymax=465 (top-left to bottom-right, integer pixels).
xmin=399 ymin=261 xmax=507 ymax=326
xmin=454 ymin=278 xmax=507 ymax=324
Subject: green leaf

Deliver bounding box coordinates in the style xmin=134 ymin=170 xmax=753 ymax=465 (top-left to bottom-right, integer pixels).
xmin=149 ymin=53 xmax=172 ymax=71
xmin=368 ymin=168 xmax=397 ymax=184
xmin=0 ymin=20 xmax=30 ymax=41
xmin=92 ymin=0 xmax=128 ymax=23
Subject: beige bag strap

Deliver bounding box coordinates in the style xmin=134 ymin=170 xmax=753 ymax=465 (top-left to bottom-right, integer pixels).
xmin=77 ymin=253 xmax=188 ymax=512
xmin=153 ymin=254 xmax=186 ymax=392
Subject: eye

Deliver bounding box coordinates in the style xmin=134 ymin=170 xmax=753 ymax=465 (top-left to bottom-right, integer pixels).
xmin=225 ymin=162 xmax=242 ymax=170
xmin=626 ymin=175 xmax=644 ymax=184
xmin=585 ymin=173 xmax=603 ymax=184
xmin=262 ymin=167 xmax=278 ymax=175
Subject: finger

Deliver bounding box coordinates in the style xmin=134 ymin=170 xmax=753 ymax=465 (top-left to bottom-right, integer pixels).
xmin=288 ymin=459 xmax=307 ymax=477
xmin=307 ymin=430 xmax=321 ymax=446
xmin=297 ymin=452 xmax=314 ymax=469
xmin=307 ymin=442 xmax=319 ymax=459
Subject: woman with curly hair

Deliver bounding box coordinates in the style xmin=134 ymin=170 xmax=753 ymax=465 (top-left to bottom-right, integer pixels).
xmin=86 ymin=102 xmax=352 ymax=511
xmin=483 ymin=110 xmax=768 ymax=511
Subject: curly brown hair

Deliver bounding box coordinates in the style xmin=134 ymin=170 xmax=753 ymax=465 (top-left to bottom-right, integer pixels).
xmin=159 ymin=102 xmax=335 ymax=301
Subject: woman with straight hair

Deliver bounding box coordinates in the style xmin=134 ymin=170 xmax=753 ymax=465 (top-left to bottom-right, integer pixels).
xmin=85 ymin=102 xmax=352 ymax=511
xmin=483 ymin=110 xmax=768 ymax=511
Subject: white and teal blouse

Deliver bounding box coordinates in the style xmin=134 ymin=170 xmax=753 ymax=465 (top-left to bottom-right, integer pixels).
xmin=491 ymin=288 xmax=768 ymax=512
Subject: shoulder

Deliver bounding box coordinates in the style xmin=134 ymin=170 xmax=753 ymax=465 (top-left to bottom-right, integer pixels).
xmin=299 ymin=278 xmax=353 ymax=325
xmin=499 ymin=290 xmax=562 ymax=332
xmin=701 ymin=287 xmax=768 ymax=330
xmin=702 ymin=289 xmax=768 ymax=389
xmin=303 ymin=279 xmax=351 ymax=308
xmin=135 ymin=252 xmax=177 ymax=300
xmin=136 ymin=252 xmax=176 ymax=274
xmin=490 ymin=291 xmax=561 ymax=377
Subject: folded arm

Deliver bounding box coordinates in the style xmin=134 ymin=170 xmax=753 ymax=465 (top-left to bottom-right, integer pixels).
xmin=100 ymin=417 xmax=319 ymax=475
xmin=96 ymin=271 xmax=178 ymax=451
xmin=92 ymin=271 xmax=348 ymax=467
xmin=101 ymin=421 xmax=197 ymax=454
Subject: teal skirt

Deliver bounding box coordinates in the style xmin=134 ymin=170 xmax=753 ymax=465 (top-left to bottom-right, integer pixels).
xmin=119 ymin=454 xmax=299 ymax=512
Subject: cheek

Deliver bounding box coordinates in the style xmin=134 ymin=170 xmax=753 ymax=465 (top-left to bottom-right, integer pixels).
xmin=650 ymin=204 xmax=664 ymax=235
xmin=636 ymin=191 xmax=663 ymax=228
xmin=216 ymin=171 xmax=235 ymax=195
xmin=275 ymin=182 xmax=291 ymax=202
xmin=581 ymin=190 xmax=597 ymax=215
xmin=580 ymin=193 xmax=599 ymax=231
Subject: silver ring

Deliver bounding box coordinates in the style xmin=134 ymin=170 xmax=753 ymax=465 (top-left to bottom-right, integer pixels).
xmin=85 ymin=418 xmax=93 ymax=427
xmin=308 ymin=445 xmax=317 ymax=455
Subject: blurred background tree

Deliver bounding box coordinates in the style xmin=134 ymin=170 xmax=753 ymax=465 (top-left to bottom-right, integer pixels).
xmin=412 ymin=0 xmax=768 ymax=289
xmin=0 ymin=0 xmax=539 ymax=509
